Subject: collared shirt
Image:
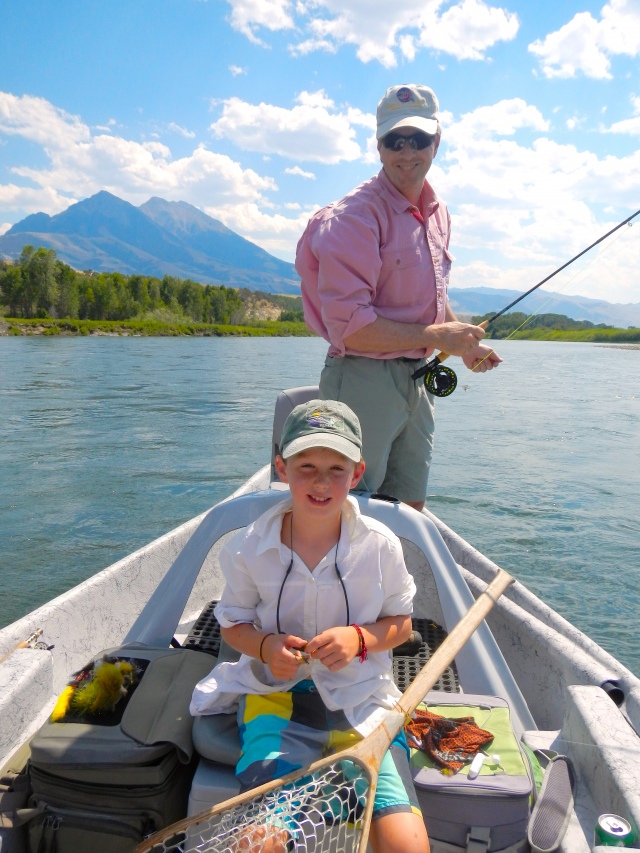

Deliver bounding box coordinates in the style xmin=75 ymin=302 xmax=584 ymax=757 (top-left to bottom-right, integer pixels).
xmin=189 ymin=496 xmax=416 ymax=736
xmin=296 ymin=168 xmax=453 ymax=359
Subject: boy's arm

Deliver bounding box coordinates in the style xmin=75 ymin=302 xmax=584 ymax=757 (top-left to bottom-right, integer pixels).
xmin=304 ymin=614 xmax=412 ymax=672
xmin=357 ymin=613 xmax=413 ymax=653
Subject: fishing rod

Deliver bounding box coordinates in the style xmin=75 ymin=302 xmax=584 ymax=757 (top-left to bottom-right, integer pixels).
xmin=412 ymin=207 xmax=640 ymax=397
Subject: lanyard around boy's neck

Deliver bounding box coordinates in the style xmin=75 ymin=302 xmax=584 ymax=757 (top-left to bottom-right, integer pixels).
xmin=276 ymin=513 xmax=350 ymax=635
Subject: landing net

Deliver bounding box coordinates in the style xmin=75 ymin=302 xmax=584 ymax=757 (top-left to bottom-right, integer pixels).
xmin=144 ymin=757 xmax=371 ymax=853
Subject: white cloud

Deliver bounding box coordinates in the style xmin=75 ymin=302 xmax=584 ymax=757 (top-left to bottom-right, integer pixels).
xmin=167 ymin=122 xmax=196 ymax=138
xmin=606 ymin=94 xmax=640 ymax=135
xmin=445 ymin=98 xmax=549 ymax=143
xmin=210 ymin=90 xmax=365 ymax=163
xmin=0 ymin=182 xmax=76 ymax=217
xmin=0 ymin=92 xmax=89 ymax=148
xmin=229 ymin=64 xmax=247 ymax=76
xmin=433 ymin=99 xmax=640 ymax=302
xmin=285 ymin=166 xmax=316 ymax=179
xmin=204 ymin=200 xmax=311 ymax=258
xmin=227 ymin=0 xmax=294 ymax=44
xmin=0 ymin=91 xmax=280 ymax=219
xmin=415 ymin=0 xmax=519 ymax=61
xmin=0 ymin=222 xmax=11 ymax=236
xmin=529 ymin=0 xmax=640 ymax=79
xmin=227 ymin=0 xmax=519 ymax=67
xmin=452 ymin=225 xmax=640 ymax=306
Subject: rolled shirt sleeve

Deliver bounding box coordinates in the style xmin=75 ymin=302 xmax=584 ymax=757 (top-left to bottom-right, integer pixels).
xmin=213 ymin=532 xmax=261 ymax=629
xmin=309 ymin=212 xmax=382 ymax=356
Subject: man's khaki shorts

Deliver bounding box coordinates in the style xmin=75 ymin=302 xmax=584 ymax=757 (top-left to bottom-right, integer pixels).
xmin=319 ymin=355 xmax=435 ymax=503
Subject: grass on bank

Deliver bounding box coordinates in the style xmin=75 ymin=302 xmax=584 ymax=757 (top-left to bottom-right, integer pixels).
xmin=4 ymin=317 xmax=315 ymax=337
xmin=509 ymin=327 xmax=640 ymax=343
xmin=3 ymin=316 xmax=639 ymax=342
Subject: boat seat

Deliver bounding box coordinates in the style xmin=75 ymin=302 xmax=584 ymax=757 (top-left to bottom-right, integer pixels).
xmin=193 ymin=712 xmax=241 ymax=766
xmin=192 ymin=636 xmax=242 ymax=766
xmin=270 ymin=385 xmax=319 ymax=482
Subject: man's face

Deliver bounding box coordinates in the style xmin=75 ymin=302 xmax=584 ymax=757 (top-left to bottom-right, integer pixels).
xmin=378 ymin=128 xmax=440 ymax=203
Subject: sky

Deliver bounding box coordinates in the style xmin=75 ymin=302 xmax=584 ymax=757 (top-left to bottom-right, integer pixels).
xmin=1 ymin=0 xmax=640 ymax=305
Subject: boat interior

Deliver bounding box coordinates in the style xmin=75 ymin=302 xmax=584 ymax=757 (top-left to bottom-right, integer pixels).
xmin=2 ymin=387 xmax=639 ymax=853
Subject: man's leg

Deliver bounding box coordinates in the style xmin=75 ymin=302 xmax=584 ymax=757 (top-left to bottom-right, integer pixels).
xmin=319 ymin=355 xmax=409 ymax=495
xmin=380 ymin=364 xmax=435 ymax=508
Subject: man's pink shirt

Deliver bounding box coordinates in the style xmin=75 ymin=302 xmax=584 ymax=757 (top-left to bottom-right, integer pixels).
xmin=296 ymin=168 xmax=453 ymax=359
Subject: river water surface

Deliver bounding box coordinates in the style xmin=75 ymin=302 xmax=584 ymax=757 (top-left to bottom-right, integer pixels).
xmin=1 ymin=336 xmax=638 ymax=675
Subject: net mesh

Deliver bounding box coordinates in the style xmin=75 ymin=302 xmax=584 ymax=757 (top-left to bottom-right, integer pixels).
xmin=144 ymin=757 xmax=371 ymax=853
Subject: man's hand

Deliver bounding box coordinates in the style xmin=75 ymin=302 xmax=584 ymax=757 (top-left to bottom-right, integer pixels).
xmin=462 ymin=344 xmax=503 ymax=372
xmin=429 ymin=321 xmax=488 ymax=358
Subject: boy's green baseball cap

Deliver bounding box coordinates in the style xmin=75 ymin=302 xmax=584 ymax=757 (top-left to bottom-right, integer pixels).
xmin=280 ymin=400 xmax=362 ymax=463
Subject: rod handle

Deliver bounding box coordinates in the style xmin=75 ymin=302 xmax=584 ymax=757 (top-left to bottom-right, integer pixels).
xmin=435 ymin=319 xmax=489 ymax=366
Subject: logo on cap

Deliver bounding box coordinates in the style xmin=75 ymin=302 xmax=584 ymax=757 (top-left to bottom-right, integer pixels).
xmin=397 ymin=87 xmax=413 ymax=103
xmin=307 ymin=410 xmax=341 ymax=430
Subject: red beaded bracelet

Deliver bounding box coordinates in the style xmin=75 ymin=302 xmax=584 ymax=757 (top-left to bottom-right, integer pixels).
xmin=351 ymin=624 xmax=368 ymax=663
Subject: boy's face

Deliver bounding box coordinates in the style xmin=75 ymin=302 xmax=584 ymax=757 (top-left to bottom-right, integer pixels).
xmin=275 ymin=446 xmax=365 ymax=518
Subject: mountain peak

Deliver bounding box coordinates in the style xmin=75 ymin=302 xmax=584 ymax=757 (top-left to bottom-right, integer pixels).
xmin=139 ymin=197 xmax=234 ymax=236
xmin=0 ymin=191 xmax=299 ymax=294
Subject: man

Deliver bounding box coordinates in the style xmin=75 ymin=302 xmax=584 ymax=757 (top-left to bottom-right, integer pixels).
xmin=295 ymin=83 xmax=501 ymax=512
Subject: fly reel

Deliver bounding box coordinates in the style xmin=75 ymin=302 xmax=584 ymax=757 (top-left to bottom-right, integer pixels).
xmin=424 ymin=363 xmax=457 ymax=397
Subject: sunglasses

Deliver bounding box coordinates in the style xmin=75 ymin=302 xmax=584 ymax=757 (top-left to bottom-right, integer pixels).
xmin=381 ymin=131 xmax=436 ymax=151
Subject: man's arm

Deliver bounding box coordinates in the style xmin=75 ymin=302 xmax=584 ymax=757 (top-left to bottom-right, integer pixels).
xmin=343 ymin=315 xmax=487 ymax=359
xmin=344 ymin=304 xmax=502 ymax=370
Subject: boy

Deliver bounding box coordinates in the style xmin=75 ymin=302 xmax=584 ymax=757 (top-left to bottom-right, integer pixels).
xmin=190 ymin=400 xmax=430 ymax=853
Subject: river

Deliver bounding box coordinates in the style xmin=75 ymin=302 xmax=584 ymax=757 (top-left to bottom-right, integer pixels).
xmin=1 ymin=336 xmax=638 ymax=675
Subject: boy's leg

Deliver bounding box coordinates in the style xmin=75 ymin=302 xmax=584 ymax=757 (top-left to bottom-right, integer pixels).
xmin=236 ymin=688 xmax=325 ymax=789
xmin=234 ymin=689 xmax=327 ymax=852
xmin=369 ymin=811 xmax=430 ymax=853
xmin=369 ymin=734 xmax=430 ymax=853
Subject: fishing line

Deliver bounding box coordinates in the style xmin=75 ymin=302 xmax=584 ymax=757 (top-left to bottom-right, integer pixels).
xmin=476 ymin=220 xmax=636 ymax=356
xmin=412 ymin=208 xmax=640 ymax=395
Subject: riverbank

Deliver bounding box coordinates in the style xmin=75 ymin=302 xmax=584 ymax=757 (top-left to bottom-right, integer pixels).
xmin=0 ymin=317 xmax=314 ymax=337
xmin=3 ymin=316 xmax=639 ymax=342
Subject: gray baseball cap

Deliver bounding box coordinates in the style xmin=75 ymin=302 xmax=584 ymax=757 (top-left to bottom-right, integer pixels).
xmin=280 ymin=400 xmax=362 ymax=463
xmin=376 ymin=84 xmax=440 ymax=139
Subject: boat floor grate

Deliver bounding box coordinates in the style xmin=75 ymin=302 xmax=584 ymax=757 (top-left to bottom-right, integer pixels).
xmin=393 ymin=618 xmax=459 ymax=694
xmin=183 ymin=605 xmax=459 ymax=694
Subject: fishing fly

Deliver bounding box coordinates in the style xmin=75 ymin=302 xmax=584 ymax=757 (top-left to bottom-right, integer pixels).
xmin=413 ymin=208 xmax=640 ymax=397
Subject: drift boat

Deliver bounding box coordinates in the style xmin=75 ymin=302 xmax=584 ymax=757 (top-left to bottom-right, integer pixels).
xmin=1 ymin=387 xmax=638 ymax=853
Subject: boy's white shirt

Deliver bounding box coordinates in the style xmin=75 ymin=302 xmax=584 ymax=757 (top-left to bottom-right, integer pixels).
xmin=190 ymin=495 xmax=416 ymax=736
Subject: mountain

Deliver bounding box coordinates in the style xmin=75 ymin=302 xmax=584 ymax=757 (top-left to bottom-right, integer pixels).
xmin=0 ymin=192 xmax=300 ymax=295
xmin=3 ymin=194 xmax=639 ymax=324
xmin=448 ymin=286 xmax=640 ymax=329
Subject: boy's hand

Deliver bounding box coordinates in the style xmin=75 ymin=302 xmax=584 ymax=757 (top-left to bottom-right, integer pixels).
xmin=261 ymin=633 xmax=308 ymax=680
xmin=304 ymin=627 xmax=361 ymax=671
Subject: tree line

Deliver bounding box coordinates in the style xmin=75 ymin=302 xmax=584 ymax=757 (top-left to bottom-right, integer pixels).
xmin=0 ymin=246 xmax=299 ymax=325
xmin=473 ymin=311 xmax=619 ymax=338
